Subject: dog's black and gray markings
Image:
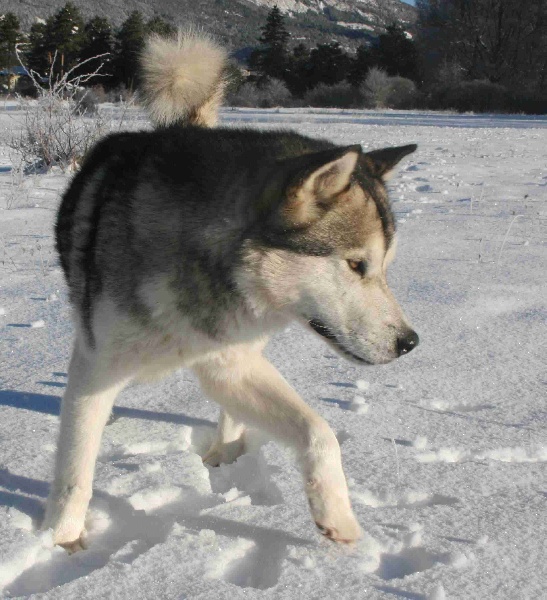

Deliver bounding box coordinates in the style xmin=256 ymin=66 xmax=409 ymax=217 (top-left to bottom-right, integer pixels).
xmin=56 ymin=127 xmax=416 ymax=348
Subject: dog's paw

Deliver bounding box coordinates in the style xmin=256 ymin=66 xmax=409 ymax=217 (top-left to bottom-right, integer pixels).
xmin=306 ymin=480 xmax=362 ymax=544
xmin=43 ymin=487 xmax=90 ymax=551
xmin=315 ymin=511 xmax=362 ymax=544
xmin=202 ymin=449 xmax=224 ymax=467
xmin=46 ymin=524 xmax=88 ymax=552
xmin=43 ymin=517 xmax=87 ymax=552
xmin=58 ymin=532 xmax=88 ymax=554
xmin=202 ymin=438 xmax=246 ymax=467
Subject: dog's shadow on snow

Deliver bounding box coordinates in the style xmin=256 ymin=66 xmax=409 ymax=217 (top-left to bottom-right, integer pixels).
xmin=0 ymin=468 xmax=311 ymax=596
xmin=0 ymin=391 xmax=309 ymax=594
xmin=0 ymin=389 xmax=214 ymax=429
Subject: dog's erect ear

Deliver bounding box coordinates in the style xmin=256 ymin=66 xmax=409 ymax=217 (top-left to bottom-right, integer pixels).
xmin=280 ymin=145 xmax=362 ymax=227
xmin=363 ymin=144 xmax=417 ymax=181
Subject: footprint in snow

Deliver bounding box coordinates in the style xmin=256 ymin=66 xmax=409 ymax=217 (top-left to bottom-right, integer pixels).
xmin=352 ymin=488 xmax=459 ymax=510
xmin=206 ymin=451 xmax=284 ymax=507
xmin=207 ymin=536 xmax=288 ymax=590
xmin=376 ymin=546 xmax=452 ymax=581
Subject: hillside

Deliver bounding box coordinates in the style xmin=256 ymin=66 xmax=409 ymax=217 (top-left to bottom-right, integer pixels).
xmin=1 ymin=0 xmax=416 ymax=54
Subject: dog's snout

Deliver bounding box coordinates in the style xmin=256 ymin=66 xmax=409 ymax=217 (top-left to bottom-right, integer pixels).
xmin=397 ymin=330 xmax=419 ymax=356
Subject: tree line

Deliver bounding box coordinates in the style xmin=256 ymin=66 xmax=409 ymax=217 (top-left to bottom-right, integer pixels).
xmin=1 ymin=2 xmax=546 ymax=113
xmin=0 ymin=3 xmax=175 ymax=92
xmin=248 ymin=6 xmax=418 ymax=96
xmin=245 ymin=3 xmax=547 ymax=112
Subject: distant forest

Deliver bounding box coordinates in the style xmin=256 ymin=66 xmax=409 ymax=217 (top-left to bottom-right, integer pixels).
xmin=1 ymin=1 xmax=546 ymax=113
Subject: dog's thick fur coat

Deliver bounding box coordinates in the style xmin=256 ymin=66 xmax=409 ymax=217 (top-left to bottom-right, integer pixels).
xmin=139 ymin=32 xmax=228 ymax=127
xmin=44 ymin=32 xmax=418 ymax=550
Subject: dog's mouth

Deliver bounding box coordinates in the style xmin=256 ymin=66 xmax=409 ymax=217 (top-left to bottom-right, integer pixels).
xmin=308 ymin=318 xmax=369 ymax=364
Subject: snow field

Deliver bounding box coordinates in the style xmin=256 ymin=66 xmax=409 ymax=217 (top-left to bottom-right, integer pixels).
xmin=0 ymin=107 xmax=546 ymax=598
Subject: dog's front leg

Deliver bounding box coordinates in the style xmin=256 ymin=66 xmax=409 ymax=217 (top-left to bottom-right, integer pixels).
xmin=194 ymin=349 xmax=361 ymax=543
xmin=43 ymin=338 xmax=131 ymax=551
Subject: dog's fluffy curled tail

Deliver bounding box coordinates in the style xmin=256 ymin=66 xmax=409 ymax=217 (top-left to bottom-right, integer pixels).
xmin=139 ymin=31 xmax=228 ymax=128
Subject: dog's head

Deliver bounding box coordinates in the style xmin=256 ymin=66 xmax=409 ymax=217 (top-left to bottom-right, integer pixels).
xmin=240 ymin=143 xmax=419 ymax=365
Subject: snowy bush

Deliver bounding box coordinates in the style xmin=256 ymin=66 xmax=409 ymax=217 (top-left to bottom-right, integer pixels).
xmin=386 ymin=76 xmax=420 ymax=109
xmin=356 ymin=70 xmax=420 ymax=110
xmin=73 ymin=90 xmax=97 ymax=116
xmin=8 ymin=53 xmax=110 ymax=172
xmin=104 ymin=84 xmax=134 ymax=104
xmin=362 ymin=67 xmax=392 ymax=109
xmin=430 ymin=79 xmax=510 ymax=113
xmin=301 ymin=83 xmax=362 ymax=108
xmin=227 ymin=78 xmax=293 ymax=108
xmin=226 ymin=82 xmax=260 ymax=107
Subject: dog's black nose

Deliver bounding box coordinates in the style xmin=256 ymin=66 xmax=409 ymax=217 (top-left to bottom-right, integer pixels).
xmin=397 ymin=331 xmax=419 ymax=356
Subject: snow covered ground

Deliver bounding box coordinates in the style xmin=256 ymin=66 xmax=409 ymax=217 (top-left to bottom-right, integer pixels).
xmin=0 ymin=107 xmax=546 ymax=599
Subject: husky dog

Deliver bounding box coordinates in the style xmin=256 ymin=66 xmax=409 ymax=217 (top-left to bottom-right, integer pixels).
xmin=44 ymin=32 xmax=419 ymax=550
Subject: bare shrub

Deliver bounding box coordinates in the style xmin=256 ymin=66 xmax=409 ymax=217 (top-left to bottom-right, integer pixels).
xmin=8 ymin=52 xmax=111 ymax=172
xmin=302 ymin=83 xmax=362 ymax=108
xmin=436 ymin=61 xmax=465 ymax=87
xmin=257 ymin=78 xmax=292 ymax=108
xmin=227 ymin=78 xmax=292 ymax=108
xmin=105 ymin=84 xmax=133 ymax=103
xmin=3 ymin=159 xmax=29 ymax=209
xmin=73 ymin=88 xmax=99 ymax=115
xmin=226 ymin=82 xmax=260 ymax=107
xmin=386 ymin=76 xmax=420 ymax=109
xmin=431 ymin=79 xmax=510 ymax=113
xmin=362 ymin=67 xmax=391 ymax=108
xmin=90 ymin=84 xmax=108 ymax=103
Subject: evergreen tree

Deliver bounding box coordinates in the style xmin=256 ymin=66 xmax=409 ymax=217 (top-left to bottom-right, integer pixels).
xmin=147 ymin=16 xmax=176 ymax=37
xmin=376 ymin=24 xmax=418 ymax=81
xmin=82 ymin=17 xmax=113 ymax=61
xmin=0 ymin=13 xmax=22 ymax=77
xmin=285 ymin=43 xmax=311 ymax=96
xmin=308 ymin=42 xmax=350 ymax=87
xmin=249 ymin=5 xmax=289 ymax=82
xmin=49 ymin=2 xmax=86 ymax=75
xmin=114 ymin=11 xmax=146 ymax=90
xmin=348 ymin=44 xmax=377 ymax=87
xmin=26 ymin=21 xmax=52 ymax=76
xmin=78 ymin=17 xmax=114 ymax=82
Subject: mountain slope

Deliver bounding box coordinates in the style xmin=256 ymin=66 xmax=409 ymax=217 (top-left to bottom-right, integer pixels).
xmin=2 ymin=0 xmax=416 ymax=53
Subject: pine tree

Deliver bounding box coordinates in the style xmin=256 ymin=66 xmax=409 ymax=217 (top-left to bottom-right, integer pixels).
xmin=0 ymin=13 xmax=22 ymax=75
xmin=147 ymin=16 xmax=176 ymax=37
xmin=82 ymin=17 xmax=113 ymax=61
xmin=49 ymin=2 xmax=86 ymax=76
xmin=348 ymin=45 xmax=377 ymax=87
xmin=114 ymin=11 xmax=146 ymax=90
xmin=0 ymin=13 xmax=24 ymax=92
xmin=249 ymin=5 xmax=289 ymax=82
xmin=26 ymin=21 xmax=52 ymax=76
xmin=308 ymin=42 xmax=350 ymax=87
xmin=284 ymin=43 xmax=311 ymax=96
xmin=78 ymin=17 xmax=114 ymax=82
xmin=376 ymin=24 xmax=418 ymax=81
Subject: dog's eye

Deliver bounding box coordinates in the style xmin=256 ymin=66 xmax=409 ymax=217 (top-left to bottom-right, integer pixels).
xmin=347 ymin=260 xmax=367 ymax=277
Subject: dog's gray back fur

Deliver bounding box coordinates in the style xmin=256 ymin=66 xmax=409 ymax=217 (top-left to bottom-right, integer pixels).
xmin=56 ymin=127 xmax=335 ymax=343
xmin=56 ymin=31 xmax=415 ymax=360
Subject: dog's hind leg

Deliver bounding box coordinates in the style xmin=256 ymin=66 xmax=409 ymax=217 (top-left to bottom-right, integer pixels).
xmin=202 ymin=410 xmax=247 ymax=467
xmin=194 ymin=348 xmax=361 ymax=543
xmin=43 ymin=337 xmax=132 ymax=551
